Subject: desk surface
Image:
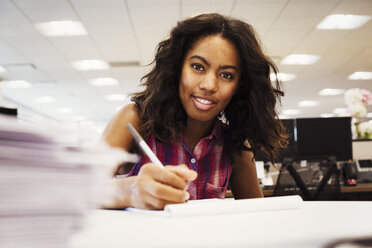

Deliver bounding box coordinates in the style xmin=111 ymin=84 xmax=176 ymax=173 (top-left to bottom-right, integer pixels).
xmin=341 ymin=182 xmax=372 ymax=193
xmin=226 ymin=182 xmax=372 ymax=198
xmin=70 ymin=201 xmax=372 ymax=248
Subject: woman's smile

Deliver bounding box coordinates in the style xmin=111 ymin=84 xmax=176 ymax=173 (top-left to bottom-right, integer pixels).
xmin=192 ymin=96 xmax=216 ymax=111
xmin=179 ymin=34 xmax=240 ymax=124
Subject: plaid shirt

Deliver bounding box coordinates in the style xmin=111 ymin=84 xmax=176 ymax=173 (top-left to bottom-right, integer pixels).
xmin=128 ymin=119 xmax=232 ymax=200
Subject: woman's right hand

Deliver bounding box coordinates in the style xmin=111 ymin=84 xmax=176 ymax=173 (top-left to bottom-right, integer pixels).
xmin=128 ymin=163 xmax=197 ymax=210
xmin=101 ymin=105 xmax=197 ymax=210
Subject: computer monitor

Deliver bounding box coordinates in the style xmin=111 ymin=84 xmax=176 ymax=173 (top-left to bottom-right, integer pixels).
xmin=296 ymin=117 xmax=352 ymax=161
xmin=254 ymin=119 xmax=296 ymax=162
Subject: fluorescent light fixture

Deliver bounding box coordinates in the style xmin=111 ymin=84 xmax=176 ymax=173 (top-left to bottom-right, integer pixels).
xmin=57 ymin=107 xmax=73 ymax=113
xmin=281 ymin=54 xmax=320 ymax=65
xmin=337 ymin=113 xmax=351 ymax=117
xmin=320 ymin=113 xmax=336 ymax=118
xmin=71 ymin=60 xmax=110 ymax=71
xmin=348 ymin=71 xmax=372 ymax=80
xmin=1 ymin=80 xmax=32 ymax=89
xmin=89 ymin=77 xmax=119 ymax=86
xmin=104 ymin=94 xmax=127 ymax=102
xmin=298 ymin=100 xmax=320 ymax=107
xmin=317 ymin=14 xmax=371 ymax=30
xmin=367 ymin=112 xmax=372 ymax=118
xmin=270 ymin=73 xmax=296 ymax=82
xmin=318 ymin=88 xmax=345 ymax=96
xmin=281 ymin=109 xmax=301 ymax=116
xmin=332 ymin=107 xmax=348 ymax=115
xmin=36 ymin=96 xmax=55 ymax=103
xmin=278 ymin=114 xmax=290 ymax=119
xmin=0 ymin=66 xmax=6 ymax=73
xmin=35 ymin=20 xmax=87 ymax=36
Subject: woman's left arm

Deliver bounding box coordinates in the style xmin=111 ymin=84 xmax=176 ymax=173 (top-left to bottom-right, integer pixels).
xmin=229 ymin=145 xmax=263 ymax=199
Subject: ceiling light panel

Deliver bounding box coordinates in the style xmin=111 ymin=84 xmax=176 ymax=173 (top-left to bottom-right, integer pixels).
xmin=104 ymin=94 xmax=127 ymax=102
xmin=298 ymin=100 xmax=320 ymax=107
xmin=89 ymin=78 xmax=119 ymax=86
xmin=281 ymin=54 xmax=320 ymax=65
xmin=1 ymin=80 xmax=32 ymax=89
xmin=270 ymin=73 xmax=296 ymax=82
xmin=281 ymin=109 xmax=301 ymax=116
xmin=278 ymin=114 xmax=290 ymax=119
xmin=332 ymin=107 xmax=349 ymax=115
xmin=35 ymin=21 xmax=88 ymax=36
xmin=320 ymin=113 xmax=336 ymax=118
xmin=71 ymin=60 xmax=110 ymax=71
xmin=316 ymin=14 xmax=371 ymax=30
xmin=348 ymin=71 xmax=372 ymax=80
xmin=318 ymin=88 xmax=345 ymax=96
xmin=36 ymin=96 xmax=55 ymax=103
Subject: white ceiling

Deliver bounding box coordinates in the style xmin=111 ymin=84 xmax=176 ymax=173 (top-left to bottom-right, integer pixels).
xmin=0 ymin=0 xmax=371 ymax=133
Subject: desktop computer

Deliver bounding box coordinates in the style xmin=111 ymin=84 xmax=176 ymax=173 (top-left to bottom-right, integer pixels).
xmin=295 ymin=117 xmax=352 ymax=162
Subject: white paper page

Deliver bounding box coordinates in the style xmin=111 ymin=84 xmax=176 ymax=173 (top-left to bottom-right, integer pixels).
xmin=125 ymin=195 xmax=303 ymax=217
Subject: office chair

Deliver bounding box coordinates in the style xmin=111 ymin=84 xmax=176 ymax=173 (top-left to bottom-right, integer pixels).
xmin=273 ymin=156 xmax=341 ymax=201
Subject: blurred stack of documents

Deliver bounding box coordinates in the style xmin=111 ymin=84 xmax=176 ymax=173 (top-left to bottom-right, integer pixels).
xmin=0 ymin=116 xmax=133 ymax=248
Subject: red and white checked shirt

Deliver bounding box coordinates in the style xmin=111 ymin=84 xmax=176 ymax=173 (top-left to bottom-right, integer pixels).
xmin=127 ymin=119 xmax=232 ymax=200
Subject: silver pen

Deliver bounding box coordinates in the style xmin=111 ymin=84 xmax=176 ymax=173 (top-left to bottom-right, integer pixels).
xmin=126 ymin=123 xmax=164 ymax=168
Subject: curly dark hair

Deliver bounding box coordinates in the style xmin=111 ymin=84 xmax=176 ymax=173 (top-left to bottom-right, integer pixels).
xmin=132 ymin=13 xmax=288 ymax=162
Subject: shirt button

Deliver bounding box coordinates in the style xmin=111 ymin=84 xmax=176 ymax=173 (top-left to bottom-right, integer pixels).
xmin=190 ymin=158 xmax=196 ymax=164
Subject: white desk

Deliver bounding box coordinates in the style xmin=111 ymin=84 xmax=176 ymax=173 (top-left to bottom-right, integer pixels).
xmin=69 ymin=201 xmax=372 ymax=248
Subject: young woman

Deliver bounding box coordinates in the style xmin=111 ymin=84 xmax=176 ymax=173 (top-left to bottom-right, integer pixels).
xmin=103 ymin=13 xmax=287 ymax=210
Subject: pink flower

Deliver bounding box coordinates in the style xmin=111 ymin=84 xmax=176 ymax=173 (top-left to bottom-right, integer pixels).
xmin=360 ymin=89 xmax=372 ymax=105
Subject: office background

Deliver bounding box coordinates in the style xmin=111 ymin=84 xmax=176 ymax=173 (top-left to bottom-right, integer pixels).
xmin=0 ymin=0 xmax=371 ymax=135
xmin=1 ymin=2 xmax=372 ymax=247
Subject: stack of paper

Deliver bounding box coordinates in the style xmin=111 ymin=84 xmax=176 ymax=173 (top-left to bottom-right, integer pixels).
xmin=0 ymin=116 xmax=133 ymax=248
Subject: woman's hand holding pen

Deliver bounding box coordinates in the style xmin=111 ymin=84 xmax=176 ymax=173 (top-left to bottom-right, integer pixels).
xmin=101 ymin=123 xmax=197 ymax=210
xmin=129 ymin=163 xmax=197 ymax=210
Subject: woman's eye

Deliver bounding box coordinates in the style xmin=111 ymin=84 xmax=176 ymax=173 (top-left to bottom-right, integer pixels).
xmin=192 ymin=63 xmax=204 ymax=71
xmin=221 ymin=72 xmax=234 ymax=80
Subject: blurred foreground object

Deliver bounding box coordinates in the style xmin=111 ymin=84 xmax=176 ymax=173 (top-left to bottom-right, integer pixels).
xmin=0 ymin=116 xmax=136 ymax=248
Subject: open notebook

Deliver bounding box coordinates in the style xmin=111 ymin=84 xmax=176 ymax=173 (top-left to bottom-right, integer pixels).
xmin=125 ymin=195 xmax=303 ymax=217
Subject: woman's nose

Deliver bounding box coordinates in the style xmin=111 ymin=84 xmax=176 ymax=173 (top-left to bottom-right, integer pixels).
xmin=199 ymin=72 xmax=217 ymax=93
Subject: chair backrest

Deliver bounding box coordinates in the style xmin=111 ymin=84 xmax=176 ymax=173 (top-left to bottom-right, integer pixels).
xmin=273 ymin=163 xmax=303 ymax=198
xmin=273 ymin=156 xmax=341 ymax=200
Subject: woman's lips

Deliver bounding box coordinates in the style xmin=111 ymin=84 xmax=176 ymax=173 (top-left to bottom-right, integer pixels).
xmin=192 ymin=96 xmax=216 ymax=111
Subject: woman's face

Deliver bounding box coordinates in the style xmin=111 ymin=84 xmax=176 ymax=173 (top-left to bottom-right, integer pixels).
xmin=179 ymin=35 xmax=240 ymax=125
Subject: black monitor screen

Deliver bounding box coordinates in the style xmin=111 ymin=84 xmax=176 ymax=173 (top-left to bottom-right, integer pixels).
xmin=255 ymin=119 xmax=295 ymax=162
xmin=296 ymin=117 xmax=352 ymax=161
